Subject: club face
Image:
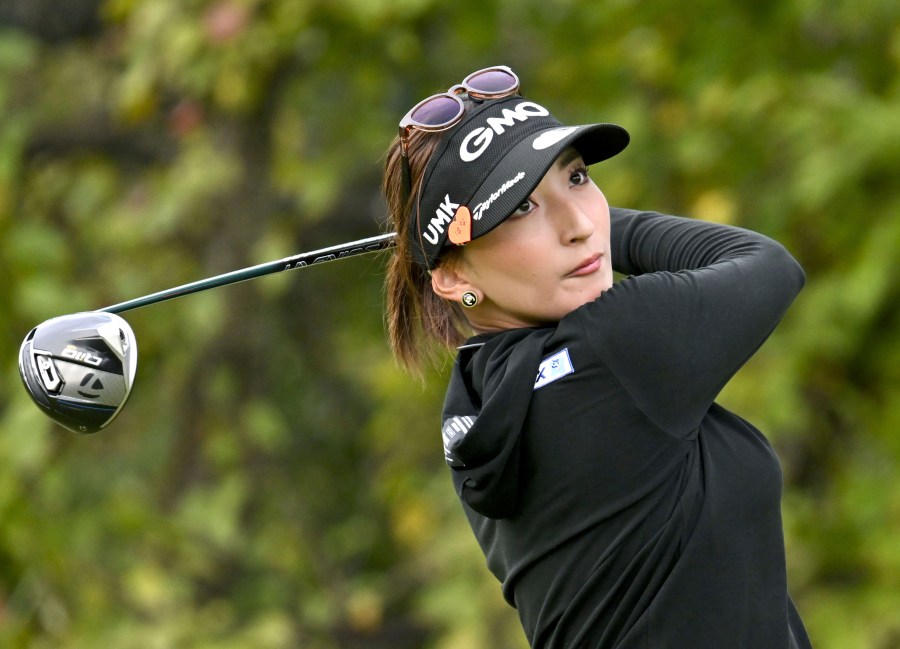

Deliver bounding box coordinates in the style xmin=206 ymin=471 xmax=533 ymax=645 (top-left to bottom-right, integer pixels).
xmin=18 ymin=312 xmax=138 ymax=434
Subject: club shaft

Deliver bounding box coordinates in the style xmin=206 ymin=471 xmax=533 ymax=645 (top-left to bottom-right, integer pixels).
xmin=100 ymin=233 xmax=397 ymax=314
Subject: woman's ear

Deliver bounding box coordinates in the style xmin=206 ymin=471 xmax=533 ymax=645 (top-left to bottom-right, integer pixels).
xmin=430 ymin=263 xmax=475 ymax=303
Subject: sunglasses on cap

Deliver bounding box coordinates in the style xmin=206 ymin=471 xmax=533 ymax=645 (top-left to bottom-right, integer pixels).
xmin=398 ymin=66 xmax=520 ymax=201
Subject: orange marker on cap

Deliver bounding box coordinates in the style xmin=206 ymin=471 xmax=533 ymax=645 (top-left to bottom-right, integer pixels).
xmin=448 ymin=205 xmax=472 ymax=245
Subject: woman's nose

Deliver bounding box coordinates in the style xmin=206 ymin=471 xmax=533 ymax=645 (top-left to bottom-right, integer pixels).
xmin=557 ymin=197 xmax=595 ymax=243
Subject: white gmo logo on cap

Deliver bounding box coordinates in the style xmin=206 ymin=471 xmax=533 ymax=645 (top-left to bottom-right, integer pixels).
xmin=532 ymin=127 xmax=578 ymax=151
xmin=459 ymin=102 xmax=550 ymax=162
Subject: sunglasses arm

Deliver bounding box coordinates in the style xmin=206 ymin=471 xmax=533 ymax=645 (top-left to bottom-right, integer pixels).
xmin=399 ymin=144 xmax=413 ymax=205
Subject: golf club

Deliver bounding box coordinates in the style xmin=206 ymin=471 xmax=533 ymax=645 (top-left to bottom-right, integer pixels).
xmin=18 ymin=232 xmax=397 ymax=434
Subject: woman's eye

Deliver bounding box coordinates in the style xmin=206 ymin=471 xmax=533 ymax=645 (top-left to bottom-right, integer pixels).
xmin=570 ymin=167 xmax=590 ymax=186
xmin=514 ymin=198 xmax=537 ymax=216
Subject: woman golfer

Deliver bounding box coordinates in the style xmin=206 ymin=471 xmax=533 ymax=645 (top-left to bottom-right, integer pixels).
xmin=382 ymin=66 xmax=813 ymax=649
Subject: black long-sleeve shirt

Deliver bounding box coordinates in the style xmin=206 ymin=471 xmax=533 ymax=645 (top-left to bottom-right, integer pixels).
xmin=441 ymin=209 xmax=812 ymax=648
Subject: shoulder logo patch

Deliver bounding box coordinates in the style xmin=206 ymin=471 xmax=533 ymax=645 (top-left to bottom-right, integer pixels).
xmin=534 ymin=348 xmax=574 ymax=390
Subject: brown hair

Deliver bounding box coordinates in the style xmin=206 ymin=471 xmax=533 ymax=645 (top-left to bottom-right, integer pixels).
xmin=382 ymin=130 xmax=471 ymax=375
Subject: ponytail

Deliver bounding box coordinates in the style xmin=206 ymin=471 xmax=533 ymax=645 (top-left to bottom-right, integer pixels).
xmin=382 ymin=131 xmax=470 ymax=375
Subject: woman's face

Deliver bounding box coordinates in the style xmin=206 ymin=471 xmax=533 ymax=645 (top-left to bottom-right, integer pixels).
xmin=436 ymin=147 xmax=613 ymax=331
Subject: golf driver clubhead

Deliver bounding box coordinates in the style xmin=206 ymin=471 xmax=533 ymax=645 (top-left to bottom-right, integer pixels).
xmin=16 ymin=233 xmax=395 ymax=434
xmin=18 ymin=312 xmax=137 ymax=434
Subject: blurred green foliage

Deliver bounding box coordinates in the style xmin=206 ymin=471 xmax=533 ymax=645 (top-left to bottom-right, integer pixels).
xmin=0 ymin=0 xmax=897 ymax=647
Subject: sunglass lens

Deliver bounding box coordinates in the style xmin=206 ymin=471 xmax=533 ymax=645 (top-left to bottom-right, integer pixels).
xmin=410 ymin=95 xmax=462 ymax=127
xmin=465 ymin=69 xmax=517 ymax=93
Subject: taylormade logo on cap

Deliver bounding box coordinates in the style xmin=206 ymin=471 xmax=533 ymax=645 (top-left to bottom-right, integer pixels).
xmin=473 ymin=171 xmax=526 ymax=221
xmin=459 ymin=101 xmax=550 ymax=162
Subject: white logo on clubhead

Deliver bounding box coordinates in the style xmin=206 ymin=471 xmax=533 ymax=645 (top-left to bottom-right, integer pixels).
xmin=532 ymin=127 xmax=578 ymax=151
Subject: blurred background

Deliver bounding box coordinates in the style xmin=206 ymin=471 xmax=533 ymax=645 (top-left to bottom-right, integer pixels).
xmin=0 ymin=0 xmax=898 ymax=647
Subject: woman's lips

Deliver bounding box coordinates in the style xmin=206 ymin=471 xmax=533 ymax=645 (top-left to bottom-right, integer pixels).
xmin=567 ymin=254 xmax=602 ymax=277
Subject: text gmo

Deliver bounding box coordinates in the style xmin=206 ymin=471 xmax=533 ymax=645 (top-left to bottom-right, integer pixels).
xmin=459 ymin=102 xmax=550 ymax=162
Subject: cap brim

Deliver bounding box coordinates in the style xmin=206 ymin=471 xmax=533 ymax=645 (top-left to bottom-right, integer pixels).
xmin=465 ymin=123 xmax=629 ymax=241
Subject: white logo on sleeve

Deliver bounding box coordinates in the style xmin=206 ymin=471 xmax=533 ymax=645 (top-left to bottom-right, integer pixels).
xmin=532 ymin=127 xmax=578 ymax=151
xmin=442 ymin=415 xmax=476 ymax=466
xmin=534 ymin=348 xmax=574 ymax=390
